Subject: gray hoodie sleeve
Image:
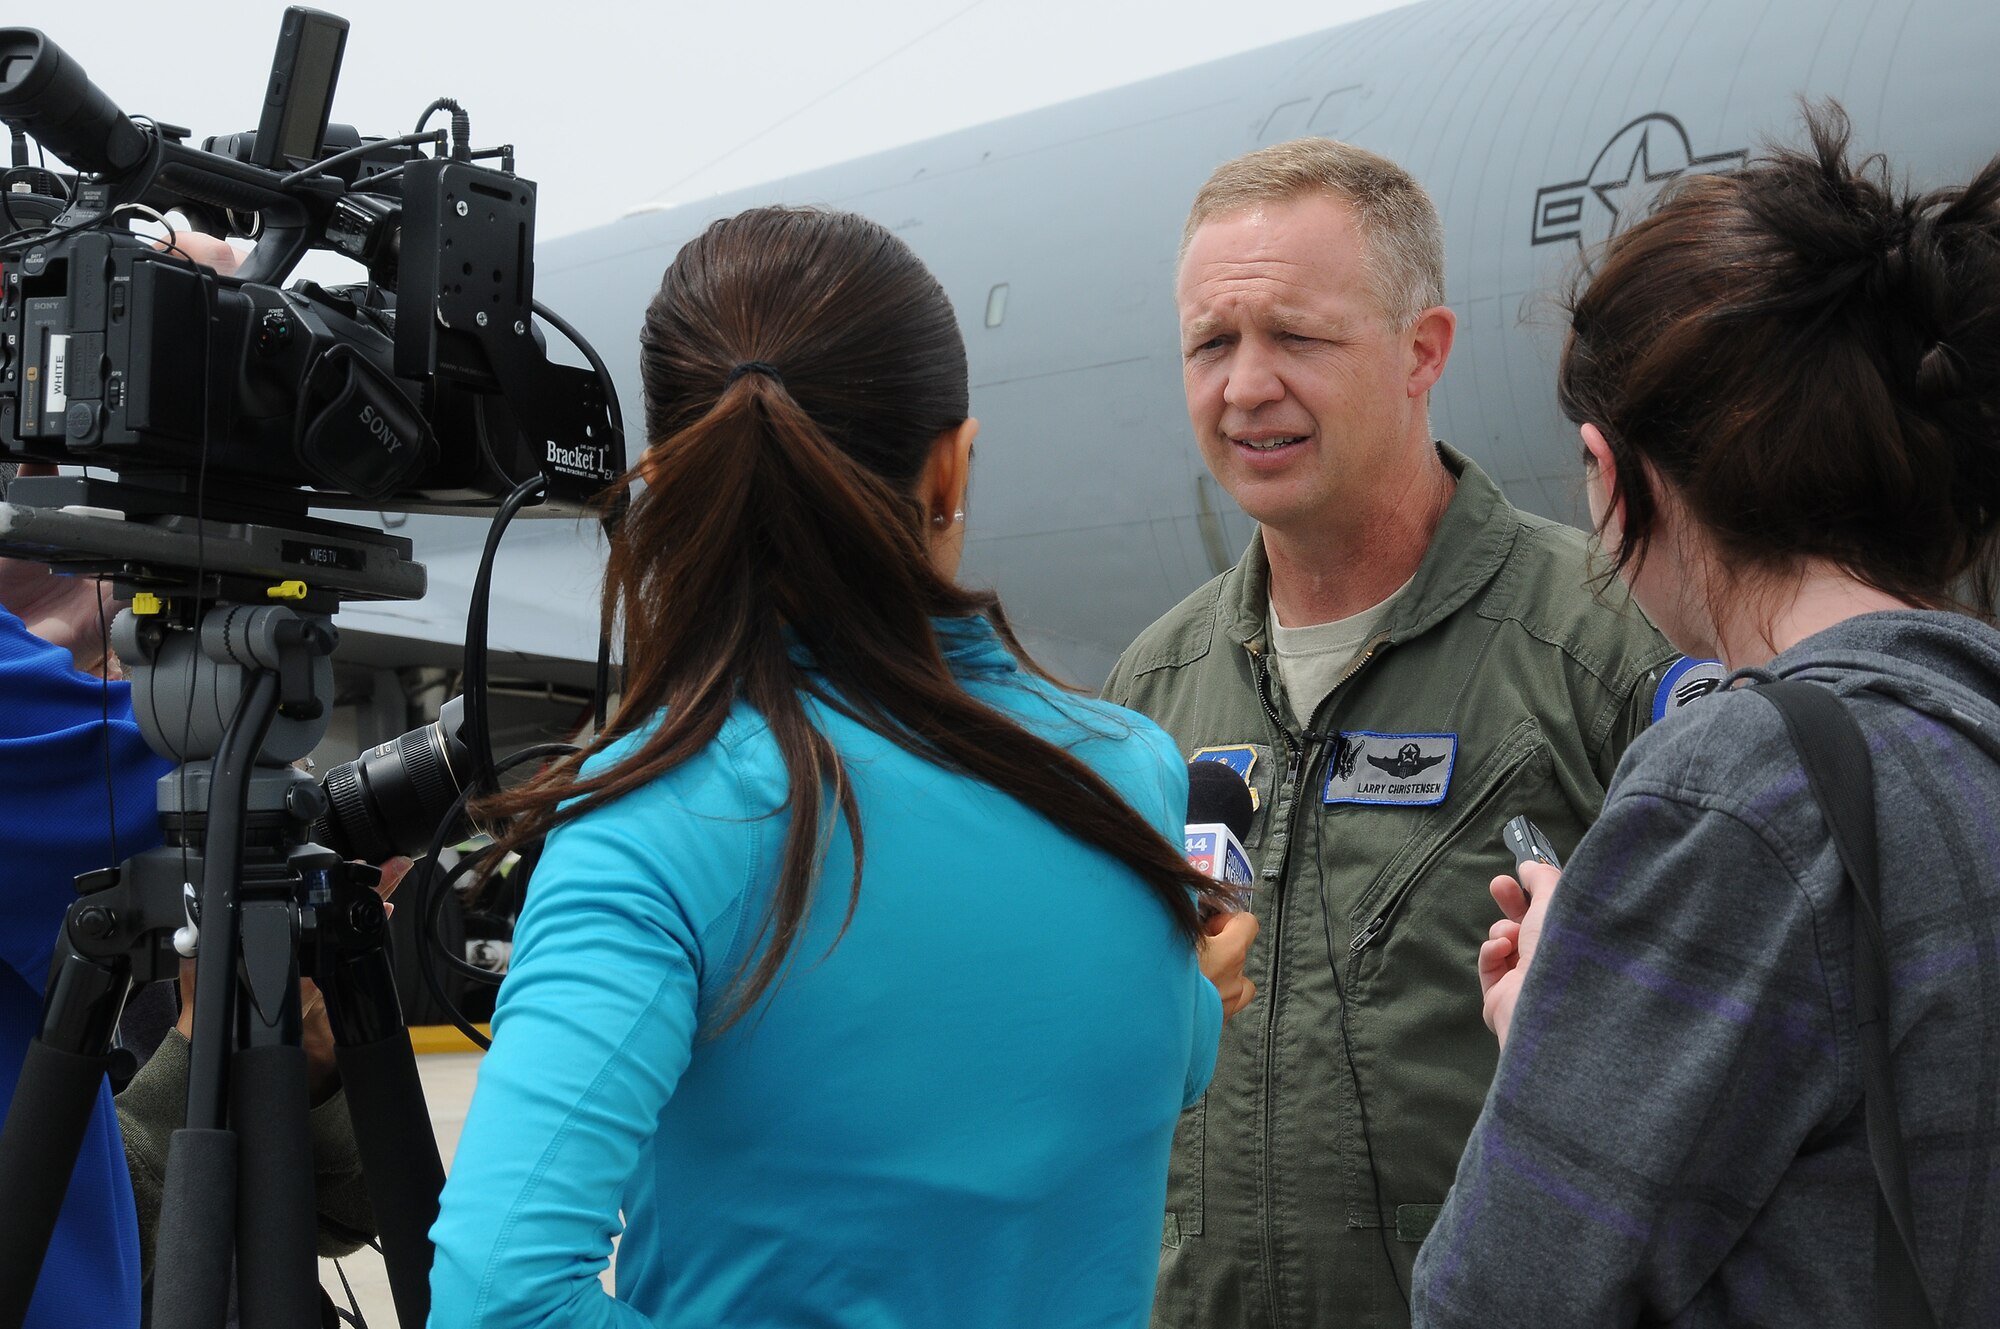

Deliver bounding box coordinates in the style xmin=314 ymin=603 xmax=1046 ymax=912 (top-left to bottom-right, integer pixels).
xmin=117 ymin=1030 xmax=377 ymax=1278
xmin=1412 ymin=774 xmax=1844 ymax=1325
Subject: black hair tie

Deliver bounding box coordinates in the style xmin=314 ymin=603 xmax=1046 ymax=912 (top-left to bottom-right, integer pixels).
xmin=725 ymin=360 xmax=785 ymax=387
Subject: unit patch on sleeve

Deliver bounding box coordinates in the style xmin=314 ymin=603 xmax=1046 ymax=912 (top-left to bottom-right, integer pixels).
xmin=1652 ymin=657 xmax=1727 ymax=723
xmin=1322 ymin=732 xmax=1457 ymax=808
xmin=1191 ymin=744 xmax=1261 ymax=810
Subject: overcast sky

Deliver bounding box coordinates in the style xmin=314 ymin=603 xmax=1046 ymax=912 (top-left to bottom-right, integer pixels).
xmin=45 ymin=0 xmax=1409 ymax=243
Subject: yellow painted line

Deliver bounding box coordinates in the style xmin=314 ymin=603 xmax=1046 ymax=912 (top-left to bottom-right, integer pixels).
xmin=409 ymin=1024 xmax=491 ymax=1055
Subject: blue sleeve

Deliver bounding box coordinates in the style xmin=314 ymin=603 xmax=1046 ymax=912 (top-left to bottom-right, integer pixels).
xmin=0 ymin=607 xmax=169 ymax=989
xmin=1127 ymin=718 xmax=1223 ymax=1110
xmin=0 ymin=609 xmax=157 ymax=1325
xmin=426 ymin=740 xmax=758 ymax=1329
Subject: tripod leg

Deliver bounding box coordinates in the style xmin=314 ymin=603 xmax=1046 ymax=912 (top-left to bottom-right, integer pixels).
xmin=321 ymin=866 xmax=446 ymax=1328
xmin=0 ymin=919 xmax=131 ymax=1329
xmin=0 ymin=1040 xmax=115 ymax=1329
xmin=157 ymin=669 xmax=279 ymax=1329
xmin=151 ymin=1128 xmax=237 ymax=1329
xmin=234 ymin=894 xmax=319 ymax=1329
xmin=337 ymin=1034 xmax=445 ymax=1325
xmin=0 ymin=1042 xmax=117 ymax=1325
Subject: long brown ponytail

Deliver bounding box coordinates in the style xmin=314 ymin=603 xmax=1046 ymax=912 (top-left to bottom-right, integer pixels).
xmin=476 ymin=207 xmax=1220 ymax=1022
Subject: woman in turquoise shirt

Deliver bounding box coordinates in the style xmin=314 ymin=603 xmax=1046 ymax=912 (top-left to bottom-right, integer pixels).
xmin=427 ymin=206 xmax=1256 ymax=1328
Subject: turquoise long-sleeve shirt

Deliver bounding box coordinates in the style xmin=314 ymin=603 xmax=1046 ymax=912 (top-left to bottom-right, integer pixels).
xmin=429 ymin=617 xmax=1222 ymax=1328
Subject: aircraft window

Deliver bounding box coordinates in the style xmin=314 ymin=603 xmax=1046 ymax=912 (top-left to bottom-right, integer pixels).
xmin=985 ymin=283 xmax=1009 ymax=329
xmin=1310 ymin=85 xmax=1362 ymax=136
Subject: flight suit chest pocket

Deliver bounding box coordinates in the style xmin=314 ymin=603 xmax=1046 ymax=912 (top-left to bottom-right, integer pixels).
xmin=1346 ymin=717 xmax=1552 ymax=957
xmin=1189 ymin=743 xmax=1278 ymax=848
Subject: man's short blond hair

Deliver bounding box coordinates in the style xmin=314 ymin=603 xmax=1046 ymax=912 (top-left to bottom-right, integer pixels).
xmin=1180 ymin=138 xmax=1445 ymax=327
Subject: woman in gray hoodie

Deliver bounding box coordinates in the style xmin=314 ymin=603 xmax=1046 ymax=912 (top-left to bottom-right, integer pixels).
xmin=1413 ymin=105 xmax=2000 ymax=1328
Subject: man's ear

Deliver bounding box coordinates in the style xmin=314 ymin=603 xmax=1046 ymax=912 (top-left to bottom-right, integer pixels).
xmin=1406 ymin=305 xmax=1456 ymax=398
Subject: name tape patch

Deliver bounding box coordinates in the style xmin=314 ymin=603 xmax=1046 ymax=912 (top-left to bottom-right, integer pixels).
xmin=1323 ymin=732 xmax=1457 ymax=808
xmin=1191 ymin=744 xmax=1260 ymax=810
xmin=1652 ymin=657 xmax=1727 ymax=723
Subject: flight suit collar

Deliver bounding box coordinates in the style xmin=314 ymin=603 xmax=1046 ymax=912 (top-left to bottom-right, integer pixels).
xmin=1222 ymin=442 xmax=1516 ymax=651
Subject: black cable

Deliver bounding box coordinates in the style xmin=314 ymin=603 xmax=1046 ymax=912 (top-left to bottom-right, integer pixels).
xmin=0 ymin=198 xmax=167 ymax=258
xmin=530 ymin=300 xmax=625 ymax=441
xmin=463 ymin=474 xmax=548 ymax=799
xmin=94 ymin=581 xmax=119 ymax=869
xmin=0 ymin=209 xmax=101 ymax=251
xmin=427 ymin=852 xmax=505 ymax=985
xmin=0 ymin=165 xmax=74 ymax=241
xmin=1320 ymin=878 xmax=1411 ymax=1309
xmin=329 ymin=1255 xmax=366 ymax=1329
xmin=279 ymin=131 xmax=442 ymax=188
xmin=0 ymin=168 xmax=40 ymax=237
xmin=529 ymin=298 xmax=628 ymax=732
xmin=412 ymin=100 xmax=471 ymax=162
xmin=412 ymin=742 xmax=576 ymax=1051
xmin=174 ymin=259 xmax=218 ymax=902
xmin=352 ymin=161 xmax=411 ymax=188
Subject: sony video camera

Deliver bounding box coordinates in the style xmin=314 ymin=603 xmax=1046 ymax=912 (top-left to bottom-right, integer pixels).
xmin=0 ymin=8 xmax=623 ymax=517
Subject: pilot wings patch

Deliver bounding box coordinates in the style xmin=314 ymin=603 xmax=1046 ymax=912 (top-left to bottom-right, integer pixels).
xmin=1323 ymin=732 xmax=1457 ymax=808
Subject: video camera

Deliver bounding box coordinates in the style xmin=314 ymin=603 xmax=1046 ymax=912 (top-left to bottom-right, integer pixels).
xmin=0 ymin=7 xmax=624 ymax=518
xmin=0 ymin=15 xmax=627 ymax=1325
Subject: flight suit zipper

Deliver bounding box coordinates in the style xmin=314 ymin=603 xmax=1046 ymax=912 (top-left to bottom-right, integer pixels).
xmin=1348 ymin=721 xmax=1540 ymax=956
xmin=1246 ymin=635 xmax=1382 ymax=1326
xmin=1248 ymin=646 xmax=1307 ymax=1325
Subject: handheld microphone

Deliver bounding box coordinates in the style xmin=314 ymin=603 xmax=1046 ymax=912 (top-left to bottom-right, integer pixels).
xmin=1185 ymin=760 xmax=1255 ymax=910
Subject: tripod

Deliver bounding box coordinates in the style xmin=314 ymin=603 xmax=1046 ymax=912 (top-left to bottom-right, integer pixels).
xmin=0 ymin=487 xmax=447 ymax=1329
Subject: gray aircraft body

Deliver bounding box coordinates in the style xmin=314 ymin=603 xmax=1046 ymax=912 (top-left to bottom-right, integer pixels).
xmin=333 ymin=0 xmax=2000 ymax=709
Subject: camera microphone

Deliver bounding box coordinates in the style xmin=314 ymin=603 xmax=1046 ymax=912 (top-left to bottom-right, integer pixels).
xmin=1185 ymin=760 xmax=1255 ymax=910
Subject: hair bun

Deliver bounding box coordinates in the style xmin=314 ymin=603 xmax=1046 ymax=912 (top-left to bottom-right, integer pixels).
xmin=1915 ymin=340 xmax=1964 ymax=398
xmin=1558 ymin=98 xmax=2000 ymax=609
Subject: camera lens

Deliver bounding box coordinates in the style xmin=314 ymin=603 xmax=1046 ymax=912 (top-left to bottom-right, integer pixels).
xmin=315 ymin=695 xmax=469 ymax=861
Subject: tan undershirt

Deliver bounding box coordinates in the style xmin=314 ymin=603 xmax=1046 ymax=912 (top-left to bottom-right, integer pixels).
xmin=1268 ymin=574 xmax=1415 ymax=729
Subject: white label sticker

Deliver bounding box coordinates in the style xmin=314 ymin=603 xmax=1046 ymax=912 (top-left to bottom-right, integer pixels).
xmin=45 ymin=333 xmax=68 ymax=416
xmin=1323 ymin=732 xmax=1458 ymax=808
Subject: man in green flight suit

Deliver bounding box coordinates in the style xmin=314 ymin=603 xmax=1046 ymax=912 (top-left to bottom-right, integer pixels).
xmin=1105 ymin=138 xmax=1702 ymax=1329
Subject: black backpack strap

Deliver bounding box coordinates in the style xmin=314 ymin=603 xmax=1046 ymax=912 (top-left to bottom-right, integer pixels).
xmin=1756 ymin=680 xmax=1939 ymax=1329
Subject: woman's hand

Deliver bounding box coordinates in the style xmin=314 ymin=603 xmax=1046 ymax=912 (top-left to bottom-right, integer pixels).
xmin=1200 ymin=908 xmax=1260 ymax=1019
xmin=1480 ymin=859 xmax=1560 ymax=1049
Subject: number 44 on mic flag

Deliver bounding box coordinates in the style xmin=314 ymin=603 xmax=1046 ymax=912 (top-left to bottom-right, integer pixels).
xmin=1185 ymin=760 xmax=1256 ymax=911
